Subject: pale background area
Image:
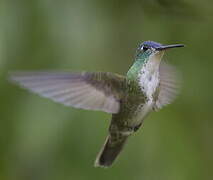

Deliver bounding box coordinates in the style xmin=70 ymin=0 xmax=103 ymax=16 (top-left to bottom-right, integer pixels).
xmin=1 ymin=0 xmax=213 ymax=179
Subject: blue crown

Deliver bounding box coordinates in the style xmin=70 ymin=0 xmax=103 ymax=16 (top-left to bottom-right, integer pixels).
xmin=141 ymin=41 xmax=162 ymax=49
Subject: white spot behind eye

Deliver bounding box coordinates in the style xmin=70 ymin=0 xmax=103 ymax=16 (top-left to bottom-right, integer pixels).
xmin=140 ymin=46 xmax=144 ymax=50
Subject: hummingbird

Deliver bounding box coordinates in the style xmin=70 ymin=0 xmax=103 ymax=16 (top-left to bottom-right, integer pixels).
xmin=9 ymin=41 xmax=184 ymax=168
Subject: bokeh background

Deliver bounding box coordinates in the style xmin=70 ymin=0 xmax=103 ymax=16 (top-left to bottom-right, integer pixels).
xmin=1 ymin=0 xmax=213 ymax=179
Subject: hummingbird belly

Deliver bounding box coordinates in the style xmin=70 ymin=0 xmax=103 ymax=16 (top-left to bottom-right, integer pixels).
xmin=128 ymin=99 xmax=154 ymax=128
xmin=111 ymin=98 xmax=154 ymax=135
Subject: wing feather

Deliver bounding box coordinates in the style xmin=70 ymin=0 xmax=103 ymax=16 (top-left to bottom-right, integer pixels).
xmin=154 ymin=62 xmax=181 ymax=110
xmin=9 ymin=71 xmax=126 ymax=114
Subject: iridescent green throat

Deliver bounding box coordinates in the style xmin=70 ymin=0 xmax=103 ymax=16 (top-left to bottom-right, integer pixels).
xmin=127 ymin=50 xmax=151 ymax=81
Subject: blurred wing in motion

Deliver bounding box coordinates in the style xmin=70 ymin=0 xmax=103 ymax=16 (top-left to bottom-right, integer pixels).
xmin=9 ymin=71 xmax=126 ymax=114
xmin=154 ymin=62 xmax=181 ymax=110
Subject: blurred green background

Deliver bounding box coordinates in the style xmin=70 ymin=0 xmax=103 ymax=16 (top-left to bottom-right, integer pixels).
xmin=1 ymin=0 xmax=213 ymax=179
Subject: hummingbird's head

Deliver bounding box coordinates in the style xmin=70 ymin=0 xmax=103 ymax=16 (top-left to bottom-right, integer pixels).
xmin=127 ymin=41 xmax=184 ymax=80
xmin=135 ymin=41 xmax=184 ymax=61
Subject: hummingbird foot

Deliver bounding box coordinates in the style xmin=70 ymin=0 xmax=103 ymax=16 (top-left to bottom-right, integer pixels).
xmin=133 ymin=123 xmax=142 ymax=132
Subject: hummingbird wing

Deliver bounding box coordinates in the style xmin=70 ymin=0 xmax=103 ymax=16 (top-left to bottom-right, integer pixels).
xmin=154 ymin=62 xmax=181 ymax=110
xmin=9 ymin=71 xmax=126 ymax=113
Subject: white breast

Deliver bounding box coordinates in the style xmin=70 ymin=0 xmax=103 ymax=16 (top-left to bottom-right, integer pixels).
xmin=131 ymin=53 xmax=161 ymax=126
xmin=139 ymin=54 xmax=160 ymax=101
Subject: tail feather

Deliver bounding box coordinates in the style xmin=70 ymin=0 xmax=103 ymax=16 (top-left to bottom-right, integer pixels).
xmin=94 ymin=134 xmax=128 ymax=167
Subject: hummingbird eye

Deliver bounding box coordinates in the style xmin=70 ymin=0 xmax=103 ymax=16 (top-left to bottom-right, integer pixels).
xmin=141 ymin=46 xmax=148 ymax=51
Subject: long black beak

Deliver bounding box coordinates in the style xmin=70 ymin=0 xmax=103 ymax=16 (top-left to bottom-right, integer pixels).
xmin=156 ymin=44 xmax=184 ymax=51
